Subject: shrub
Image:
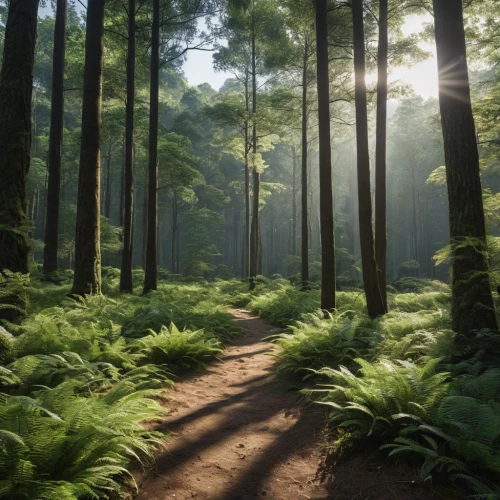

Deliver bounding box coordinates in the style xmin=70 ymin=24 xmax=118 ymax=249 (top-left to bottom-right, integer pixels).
xmin=0 ymin=381 xmax=166 ymax=499
xmin=307 ymin=358 xmax=450 ymax=443
xmin=272 ymin=311 xmax=379 ymax=376
xmin=128 ymin=323 xmax=223 ymax=371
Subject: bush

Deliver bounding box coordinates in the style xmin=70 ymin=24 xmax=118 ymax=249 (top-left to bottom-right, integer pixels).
xmin=129 ymin=323 xmax=222 ymax=371
xmin=272 ymin=311 xmax=379 ymax=376
xmin=307 ymin=358 xmax=450 ymax=445
xmin=0 ymin=276 xmax=248 ymax=498
xmin=0 ymin=380 xmax=166 ymax=499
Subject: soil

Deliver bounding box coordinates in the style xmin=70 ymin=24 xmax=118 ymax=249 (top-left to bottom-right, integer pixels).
xmin=136 ymin=309 xmax=433 ymax=500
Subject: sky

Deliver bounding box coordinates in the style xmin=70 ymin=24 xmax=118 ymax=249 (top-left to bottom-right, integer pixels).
xmin=38 ymin=4 xmax=438 ymax=98
xmin=392 ymin=13 xmax=438 ymax=98
xmin=184 ymin=13 xmax=439 ymax=97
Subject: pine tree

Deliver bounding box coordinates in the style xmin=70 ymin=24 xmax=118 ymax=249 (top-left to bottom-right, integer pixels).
xmin=120 ymin=0 xmax=136 ymax=293
xmin=0 ymin=0 xmax=39 ymax=321
xmin=352 ymin=0 xmax=385 ymax=318
xmin=43 ymin=0 xmax=67 ymax=274
xmin=143 ymin=0 xmax=160 ymax=293
xmin=315 ymin=0 xmax=335 ymax=310
xmin=71 ymin=0 xmax=105 ymax=296
xmin=374 ymin=0 xmax=388 ymax=312
xmin=433 ymin=0 xmax=498 ymax=334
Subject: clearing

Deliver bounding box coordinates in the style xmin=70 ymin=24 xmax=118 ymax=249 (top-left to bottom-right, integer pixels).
xmin=137 ymin=309 xmax=430 ymax=500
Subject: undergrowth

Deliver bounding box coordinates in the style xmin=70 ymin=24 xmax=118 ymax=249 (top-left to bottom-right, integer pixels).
xmin=241 ymin=278 xmax=500 ymax=497
xmin=2 ymin=272 xmax=499 ymax=497
xmin=0 ymin=271 xmax=243 ymax=499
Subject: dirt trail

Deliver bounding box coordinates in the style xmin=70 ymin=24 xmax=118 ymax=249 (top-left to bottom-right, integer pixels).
xmin=137 ymin=310 xmax=429 ymax=500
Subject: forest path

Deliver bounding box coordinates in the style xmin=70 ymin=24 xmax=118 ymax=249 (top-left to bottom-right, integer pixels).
xmin=136 ymin=309 xmax=429 ymax=500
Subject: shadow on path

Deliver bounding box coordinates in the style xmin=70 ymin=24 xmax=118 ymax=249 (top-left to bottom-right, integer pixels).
xmin=137 ymin=309 xmax=329 ymax=500
xmin=137 ymin=309 xmax=431 ymax=500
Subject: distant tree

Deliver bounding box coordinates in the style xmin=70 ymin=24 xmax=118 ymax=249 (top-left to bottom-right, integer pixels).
xmin=433 ymin=0 xmax=498 ymax=334
xmin=143 ymin=0 xmax=160 ymax=294
xmin=120 ymin=0 xmax=136 ymax=293
xmin=352 ymin=0 xmax=385 ymax=318
xmin=71 ymin=0 xmax=105 ymax=296
xmin=374 ymin=0 xmax=388 ymax=311
xmin=157 ymin=132 xmax=199 ymax=273
xmin=315 ymin=0 xmax=335 ymax=310
xmin=43 ymin=0 xmax=67 ymax=273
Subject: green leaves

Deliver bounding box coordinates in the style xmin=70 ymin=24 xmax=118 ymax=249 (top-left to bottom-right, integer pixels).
xmin=130 ymin=322 xmax=223 ymax=371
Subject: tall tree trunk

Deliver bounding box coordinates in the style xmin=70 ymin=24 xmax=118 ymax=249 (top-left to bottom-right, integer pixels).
xmin=250 ymin=168 xmax=260 ymax=277
xmin=43 ymin=0 xmax=66 ymax=273
xmin=301 ymin=42 xmax=310 ymax=287
xmin=315 ymin=0 xmax=335 ymax=310
xmin=374 ymin=0 xmax=388 ymax=311
xmin=119 ymin=134 xmax=126 ymax=230
xmin=120 ymin=0 xmax=135 ymax=292
xmin=176 ymin=220 xmax=180 ymax=273
xmin=243 ymin=69 xmax=250 ymax=278
xmin=433 ymin=0 xmax=497 ymax=334
xmin=142 ymin=174 xmax=148 ymax=269
xmin=40 ymin=164 xmax=49 ymax=250
xmin=0 ymin=0 xmax=39 ymax=319
xmin=143 ymin=0 xmax=159 ymax=293
xmin=233 ymin=197 xmax=239 ymax=274
xmin=171 ymin=191 xmax=177 ymax=273
xmin=71 ymin=0 xmax=105 ymax=296
xmin=411 ymin=164 xmax=418 ymax=262
xmin=292 ymin=146 xmax=297 ymax=256
xmin=249 ymin=8 xmax=259 ymax=280
xmin=257 ymin=217 xmax=263 ymax=275
xmin=103 ymin=142 xmax=112 ymax=219
xmin=352 ymin=0 xmax=385 ymax=318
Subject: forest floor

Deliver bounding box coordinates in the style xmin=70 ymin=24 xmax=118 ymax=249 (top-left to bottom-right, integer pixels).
xmin=136 ymin=309 xmax=432 ymax=500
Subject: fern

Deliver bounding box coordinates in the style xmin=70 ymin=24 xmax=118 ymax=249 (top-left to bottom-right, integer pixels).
xmin=271 ymin=311 xmax=379 ymax=376
xmin=307 ymin=358 xmax=450 ymax=439
xmin=129 ymin=322 xmax=223 ymax=371
xmin=0 ymin=380 xmax=167 ymax=499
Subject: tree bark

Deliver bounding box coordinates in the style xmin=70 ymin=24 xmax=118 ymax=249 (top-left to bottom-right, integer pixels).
xmin=374 ymin=0 xmax=388 ymax=312
xmin=0 ymin=0 xmax=38 ymax=329
xmin=120 ymin=0 xmax=135 ymax=292
xmin=142 ymin=173 xmax=148 ymax=269
xmin=103 ymin=142 xmax=112 ymax=219
xmin=43 ymin=0 xmax=66 ymax=273
xmin=171 ymin=190 xmax=177 ymax=273
xmin=301 ymin=42 xmax=310 ymax=287
xmin=257 ymin=216 xmax=263 ymax=275
xmin=250 ymin=7 xmax=260 ymax=277
xmin=233 ymin=197 xmax=239 ymax=274
xmin=292 ymin=146 xmax=297 ymax=256
xmin=250 ymin=167 xmax=260 ymax=277
xmin=315 ymin=0 xmax=335 ymax=310
xmin=352 ymin=0 xmax=385 ymax=318
xmin=0 ymin=0 xmax=39 ymax=277
xmin=433 ymin=0 xmax=497 ymax=334
xmin=71 ymin=0 xmax=105 ymax=296
xmin=249 ymin=7 xmax=259 ymax=280
xmin=143 ymin=0 xmax=159 ymax=293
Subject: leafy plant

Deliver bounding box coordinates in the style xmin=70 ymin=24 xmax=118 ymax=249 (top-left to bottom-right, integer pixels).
xmin=129 ymin=323 xmax=223 ymax=371
xmin=271 ymin=311 xmax=378 ymax=376
xmin=0 ymin=380 xmax=166 ymax=499
xmin=307 ymin=358 xmax=450 ymax=441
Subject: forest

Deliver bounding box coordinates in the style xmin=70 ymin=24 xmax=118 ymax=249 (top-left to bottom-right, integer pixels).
xmin=1 ymin=0 xmax=500 ymax=498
